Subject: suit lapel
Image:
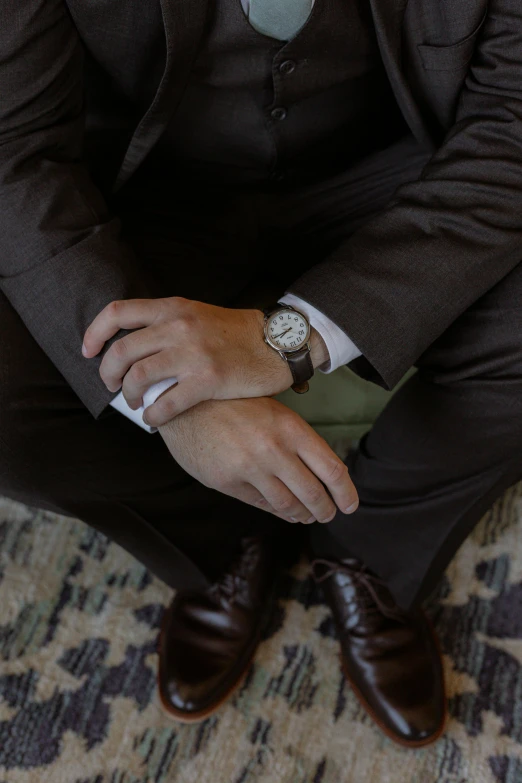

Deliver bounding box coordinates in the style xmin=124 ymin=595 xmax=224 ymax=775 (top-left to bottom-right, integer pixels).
xmin=367 ymin=0 xmax=431 ymax=145
xmin=113 ymin=0 xmax=209 ymax=192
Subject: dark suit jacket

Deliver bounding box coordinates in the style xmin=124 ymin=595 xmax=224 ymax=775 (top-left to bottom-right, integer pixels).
xmin=1 ymin=0 xmax=520 ymax=416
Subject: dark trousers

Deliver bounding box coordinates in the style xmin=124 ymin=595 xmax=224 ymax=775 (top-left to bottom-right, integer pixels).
xmin=1 ymin=135 xmax=521 ymax=609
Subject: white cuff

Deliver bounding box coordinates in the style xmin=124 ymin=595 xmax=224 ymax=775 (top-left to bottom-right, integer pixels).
xmin=110 ymin=294 xmax=360 ymax=428
xmin=109 ymin=376 xmax=177 ymax=432
xmin=278 ymin=293 xmax=362 ymax=373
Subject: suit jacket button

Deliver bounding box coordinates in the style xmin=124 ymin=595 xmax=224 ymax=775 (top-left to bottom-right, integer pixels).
xmin=271 ymin=107 xmax=288 ymax=121
xmin=279 ymin=60 xmax=296 ymax=75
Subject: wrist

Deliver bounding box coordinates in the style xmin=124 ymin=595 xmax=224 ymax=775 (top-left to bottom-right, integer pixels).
xmin=257 ymin=308 xmax=329 ymax=383
xmin=310 ymin=327 xmax=330 ymax=369
xmin=252 ymin=308 xmax=292 ymax=386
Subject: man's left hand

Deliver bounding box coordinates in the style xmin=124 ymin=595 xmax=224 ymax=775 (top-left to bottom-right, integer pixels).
xmin=82 ymin=297 xmax=323 ymax=426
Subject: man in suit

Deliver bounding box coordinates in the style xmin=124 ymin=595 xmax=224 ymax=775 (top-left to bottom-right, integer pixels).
xmin=1 ymin=0 xmax=521 ymax=746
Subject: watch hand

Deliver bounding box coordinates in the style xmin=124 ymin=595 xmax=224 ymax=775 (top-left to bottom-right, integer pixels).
xmin=273 ymin=328 xmax=292 ymax=339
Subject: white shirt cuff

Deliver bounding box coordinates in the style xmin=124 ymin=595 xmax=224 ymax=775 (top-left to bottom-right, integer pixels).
xmin=278 ymin=293 xmax=362 ymax=373
xmin=109 ymin=294 xmax=360 ymax=429
xmin=110 ymin=376 xmax=177 ymax=432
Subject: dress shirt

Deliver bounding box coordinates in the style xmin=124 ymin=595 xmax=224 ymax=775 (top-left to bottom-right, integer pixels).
xmin=241 ymin=0 xmax=315 ymax=15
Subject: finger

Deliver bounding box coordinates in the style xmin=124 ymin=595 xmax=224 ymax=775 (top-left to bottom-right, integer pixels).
xmin=297 ymin=437 xmax=359 ymax=516
xmin=277 ymin=457 xmax=337 ymax=523
xmin=253 ymin=476 xmax=316 ymax=524
xmin=225 ymin=482 xmax=296 ymax=521
xmin=82 ymin=299 xmax=163 ymax=358
xmin=143 ymin=378 xmax=206 ymax=427
xmin=98 ymin=327 xmax=169 ymax=393
xmin=120 ymin=351 xmax=181 ymax=409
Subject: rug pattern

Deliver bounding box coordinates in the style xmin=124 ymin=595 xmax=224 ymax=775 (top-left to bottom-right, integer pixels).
xmin=1 ymin=483 xmax=522 ymax=783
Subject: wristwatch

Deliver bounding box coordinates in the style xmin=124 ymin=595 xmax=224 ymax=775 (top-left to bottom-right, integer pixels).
xmin=263 ymin=304 xmax=314 ymax=393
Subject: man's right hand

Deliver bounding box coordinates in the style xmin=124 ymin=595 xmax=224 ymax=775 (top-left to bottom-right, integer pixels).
xmin=159 ymin=397 xmax=359 ymax=524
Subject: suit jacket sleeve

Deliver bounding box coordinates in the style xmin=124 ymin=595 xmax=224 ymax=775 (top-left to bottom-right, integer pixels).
xmin=286 ymin=0 xmax=522 ymax=389
xmin=0 ymin=0 xmax=149 ymax=417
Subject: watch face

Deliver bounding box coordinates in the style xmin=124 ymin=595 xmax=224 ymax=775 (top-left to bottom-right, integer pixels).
xmin=266 ymin=309 xmax=310 ymax=352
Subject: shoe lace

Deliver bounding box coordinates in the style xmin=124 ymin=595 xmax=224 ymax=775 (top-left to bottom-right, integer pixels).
xmin=208 ymin=540 xmax=259 ymax=606
xmin=311 ymin=558 xmax=408 ymax=623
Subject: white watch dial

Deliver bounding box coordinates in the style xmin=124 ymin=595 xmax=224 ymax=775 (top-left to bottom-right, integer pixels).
xmin=267 ymin=311 xmax=309 ymax=350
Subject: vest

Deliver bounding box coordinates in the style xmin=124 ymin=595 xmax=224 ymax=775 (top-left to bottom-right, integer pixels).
xmin=146 ymin=0 xmax=410 ymax=188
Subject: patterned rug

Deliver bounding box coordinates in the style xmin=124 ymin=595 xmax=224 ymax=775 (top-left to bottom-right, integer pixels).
xmin=1 ymin=484 xmax=522 ymax=783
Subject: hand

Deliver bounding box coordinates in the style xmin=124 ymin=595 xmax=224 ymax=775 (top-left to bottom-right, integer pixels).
xmin=82 ymin=296 xmax=329 ymax=427
xmin=158 ymin=396 xmax=359 ymax=524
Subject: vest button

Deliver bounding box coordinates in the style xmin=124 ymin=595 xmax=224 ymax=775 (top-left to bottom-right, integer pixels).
xmin=271 ymin=107 xmax=287 ymax=121
xmin=279 ymin=59 xmax=296 ymax=75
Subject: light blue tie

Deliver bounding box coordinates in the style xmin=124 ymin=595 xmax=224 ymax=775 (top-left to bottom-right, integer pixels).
xmin=247 ymin=0 xmax=314 ymax=41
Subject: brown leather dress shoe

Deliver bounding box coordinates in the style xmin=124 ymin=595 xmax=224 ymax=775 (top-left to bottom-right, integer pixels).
xmin=158 ymin=536 xmax=278 ymax=722
xmin=312 ymin=557 xmax=447 ymax=747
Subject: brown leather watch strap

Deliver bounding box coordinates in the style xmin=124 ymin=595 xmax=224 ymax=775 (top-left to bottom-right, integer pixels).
xmin=262 ymin=304 xmax=314 ymax=393
xmin=286 ymin=346 xmax=314 ymax=393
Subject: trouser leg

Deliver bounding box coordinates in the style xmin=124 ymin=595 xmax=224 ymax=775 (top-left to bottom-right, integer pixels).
xmin=310 ymin=260 xmax=522 ymax=609
xmin=245 ymin=136 xmax=522 ymax=609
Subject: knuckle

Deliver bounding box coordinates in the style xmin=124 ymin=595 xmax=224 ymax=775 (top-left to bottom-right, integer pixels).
xmin=170 ymin=295 xmax=188 ymax=309
xmin=273 ymin=495 xmax=293 ymax=512
xmin=326 ymin=460 xmax=348 ymax=485
xmin=175 ymin=316 xmax=192 ymax=337
xmin=147 ymin=398 xmax=174 ymax=426
xmin=304 ymin=484 xmax=324 ymax=505
xmin=107 ymin=299 xmax=123 ymax=318
xmin=256 ymin=436 xmax=276 ymax=457
xmin=160 ymin=296 xmax=183 ymax=318
xmin=158 ymin=396 xmax=177 ymax=419
xmin=112 ymin=338 xmax=128 ymax=359
xmin=144 ymin=409 xmax=159 ymax=427
xmin=279 ymin=409 xmax=299 ymax=431
xmin=129 ymin=361 xmax=148 ymax=385
xmin=152 ymin=298 xmax=168 ymax=320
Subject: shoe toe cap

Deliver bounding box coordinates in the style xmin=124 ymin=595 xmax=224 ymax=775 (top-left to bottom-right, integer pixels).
xmin=160 ymin=664 xmax=228 ymax=718
xmin=380 ymin=695 xmax=447 ymax=746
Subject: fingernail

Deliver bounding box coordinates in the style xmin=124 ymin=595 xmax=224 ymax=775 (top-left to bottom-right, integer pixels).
xmin=82 ymin=342 xmax=88 ymax=357
xmin=345 ymin=501 xmax=359 ymax=514
xmin=320 ymin=515 xmax=335 ymax=524
xmin=306 ymin=515 xmax=316 ymax=524
xmin=290 ymin=517 xmax=298 ymax=522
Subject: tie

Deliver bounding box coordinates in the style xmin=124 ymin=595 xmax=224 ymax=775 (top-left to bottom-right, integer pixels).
xmin=247 ymin=0 xmax=314 ymax=41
